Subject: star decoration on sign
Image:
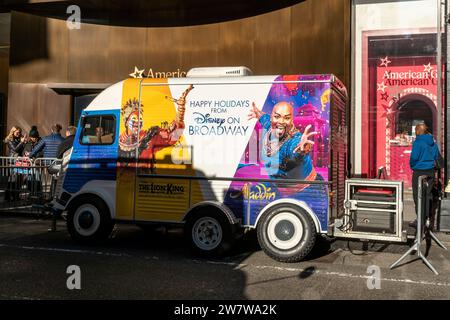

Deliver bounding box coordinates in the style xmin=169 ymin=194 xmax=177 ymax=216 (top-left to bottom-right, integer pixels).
xmin=129 ymin=66 xmax=145 ymax=78
xmin=380 ymin=104 xmax=395 ymax=128
xmin=380 ymin=103 xmax=395 ymax=117
xmin=423 ymin=63 xmax=433 ymax=73
xmin=380 ymin=56 xmax=392 ymax=67
xmin=377 ymin=81 xmax=387 ymax=92
xmin=380 ymin=104 xmax=390 ymax=116
xmin=380 ymin=92 xmax=389 ymax=101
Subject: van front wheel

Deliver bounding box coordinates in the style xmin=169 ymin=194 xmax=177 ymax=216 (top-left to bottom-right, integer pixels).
xmin=67 ymin=197 xmax=114 ymax=243
xmin=257 ymin=205 xmax=316 ymax=262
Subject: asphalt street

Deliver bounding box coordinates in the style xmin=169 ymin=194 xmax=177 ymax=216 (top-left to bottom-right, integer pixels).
xmin=1 ymin=214 xmax=450 ymax=300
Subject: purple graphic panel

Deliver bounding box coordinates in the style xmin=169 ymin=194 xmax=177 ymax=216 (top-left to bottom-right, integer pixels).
xmin=224 ymin=75 xmax=332 ymax=229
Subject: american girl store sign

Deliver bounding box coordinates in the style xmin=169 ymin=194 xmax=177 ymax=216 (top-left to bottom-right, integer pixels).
xmin=375 ymin=58 xmax=438 ymax=187
xmin=381 ymin=65 xmax=438 ymax=86
xmin=129 ymin=66 xmax=187 ymax=78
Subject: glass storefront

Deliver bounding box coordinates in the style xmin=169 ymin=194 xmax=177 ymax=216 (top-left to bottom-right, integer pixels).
xmin=352 ymin=0 xmax=444 ymax=190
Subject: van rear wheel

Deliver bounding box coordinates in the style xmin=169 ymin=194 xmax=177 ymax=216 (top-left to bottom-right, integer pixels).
xmin=257 ymin=204 xmax=316 ymax=262
xmin=185 ymin=210 xmax=233 ymax=257
xmin=67 ymin=196 xmax=114 ymax=243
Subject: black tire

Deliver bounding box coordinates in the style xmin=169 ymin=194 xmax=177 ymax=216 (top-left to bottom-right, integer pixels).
xmin=67 ymin=196 xmax=114 ymax=244
xmin=257 ymin=204 xmax=316 ymax=262
xmin=185 ymin=209 xmax=234 ymax=257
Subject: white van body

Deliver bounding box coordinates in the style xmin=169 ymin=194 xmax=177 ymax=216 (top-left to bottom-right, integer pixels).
xmin=53 ymin=73 xmax=348 ymax=262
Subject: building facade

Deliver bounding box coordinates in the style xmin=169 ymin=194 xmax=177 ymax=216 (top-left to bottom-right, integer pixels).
xmin=0 ymin=0 xmax=351 ymax=151
xmin=1 ymin=0 xmax=448 ymax=189
xmin=351 ymin=0 xmax=446 ymax=190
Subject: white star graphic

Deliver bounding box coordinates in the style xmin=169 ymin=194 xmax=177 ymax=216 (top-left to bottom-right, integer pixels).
xmin=129 ymin=66 xmax=145 ymax=78
xmin=423 ymin=63 xmax=433 ymax=73
xmin=380 ymin=56 xmax=392 ymax=67
xmin=377 ymin=81 xmax=387 ymax=92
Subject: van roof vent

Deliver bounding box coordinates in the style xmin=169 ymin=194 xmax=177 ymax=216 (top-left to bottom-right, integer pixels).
xmin=186 ymin=66 xmax=253 ymax=77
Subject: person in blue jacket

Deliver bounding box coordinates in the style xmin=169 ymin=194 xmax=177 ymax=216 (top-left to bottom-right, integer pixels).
xmin=29 ymin=124 xmax=64 ymax=158
xmin=409 ymin=122 xmax=442 ymax=227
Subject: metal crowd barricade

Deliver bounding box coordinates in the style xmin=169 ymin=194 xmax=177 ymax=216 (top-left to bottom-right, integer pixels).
xmin=390 ymin=175 xmax=447 ymax=275
xmin=0 ymin=156 xmax=62 ymax=210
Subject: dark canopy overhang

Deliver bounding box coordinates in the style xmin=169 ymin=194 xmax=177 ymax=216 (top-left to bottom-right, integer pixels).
xmin=0 ymin=0 xmax=306 ymax=27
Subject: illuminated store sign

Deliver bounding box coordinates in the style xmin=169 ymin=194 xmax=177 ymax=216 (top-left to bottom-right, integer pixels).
xmin=129 ymin=66 xmax=187 ymax=79
xmin=382 ymin=65 xmax=438 ymax=86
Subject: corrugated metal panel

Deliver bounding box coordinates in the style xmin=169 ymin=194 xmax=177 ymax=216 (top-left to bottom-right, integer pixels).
xmin=330 ymin=88 xmax=347 ymax=219
xmin=134 ymin=177 xmax=190 ymax=221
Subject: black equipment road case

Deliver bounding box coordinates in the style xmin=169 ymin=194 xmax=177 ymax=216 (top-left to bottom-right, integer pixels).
xmin=333 ymin=179 xmax=406 ymax=242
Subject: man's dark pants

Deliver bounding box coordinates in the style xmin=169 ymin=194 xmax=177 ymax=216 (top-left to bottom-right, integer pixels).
xmin=412 ymin=169 xmax=435 ymax=220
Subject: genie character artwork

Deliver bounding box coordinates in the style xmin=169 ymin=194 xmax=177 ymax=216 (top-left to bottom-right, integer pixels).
xmin=224 ymin=76 xmax=331 ymax=228
xmin=248 ymin=101 xmax=318 ymax=183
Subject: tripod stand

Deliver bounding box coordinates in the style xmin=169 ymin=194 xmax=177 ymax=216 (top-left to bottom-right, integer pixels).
xmin=390 ymin=175 xmax=447 ymax=275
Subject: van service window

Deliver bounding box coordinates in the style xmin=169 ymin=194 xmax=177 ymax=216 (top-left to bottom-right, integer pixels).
xmin=80 ymin=115 xmax=116 ymax=145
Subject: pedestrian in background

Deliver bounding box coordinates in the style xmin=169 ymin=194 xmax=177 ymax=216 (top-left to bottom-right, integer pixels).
xmin=57 ymin=125 xmax=77 ymax=158
xmin=22 ymin=126 xmax=44 ymax=194
xmin=4 ymin=125 xmax=26 ymax=157
xmin=409 ymin=123 xmax=443 ymax=227
xmin=4 ymin=125 xmax=27 ymax=201
xmin=29 ymin=124 xmax=64 ymax=159
xmin=23 ymin=126 xmax=43 ymax=158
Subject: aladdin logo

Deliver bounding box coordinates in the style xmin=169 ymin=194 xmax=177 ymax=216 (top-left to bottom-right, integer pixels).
xmin=139 ymin=183 xmax=185 ymax=195
xmin=383 ymin=69 xmax=437 ymax=86
xmin=242 ymin=183 xmax=276 ymax=201
xmin=129 ymin=66 xmax=186 ymax=79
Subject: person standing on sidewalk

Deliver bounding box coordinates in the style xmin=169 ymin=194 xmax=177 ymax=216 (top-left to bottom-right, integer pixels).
xmin=4 ymin=126 xmax=26 ymax=157
xmin=23 ymin=126 xmax=43 ymax=158
xmin=57 ymin=126 xmax=77 ymax=159
xmin=409 ymin=123 xmax=443 ymax=227
xmin=29 ymin=124 xmax=64 ymax=159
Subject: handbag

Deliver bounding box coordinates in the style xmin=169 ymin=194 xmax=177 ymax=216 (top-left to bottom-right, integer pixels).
xmin=14 ymin=158 xmax=31 ymax=175
xmin=435 ymin=152 xmax=444 ymax=170
xmin=47 ymin=162 xmax=61 ymax=175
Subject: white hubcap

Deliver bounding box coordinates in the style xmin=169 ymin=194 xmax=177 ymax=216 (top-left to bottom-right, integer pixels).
xmin=192 ymin=217 xmax=223 ymax=251
xmin=267 ymin=212 xmax=304 ymax=250
xmin=74 ymin=204 xmax=101 ymax=237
